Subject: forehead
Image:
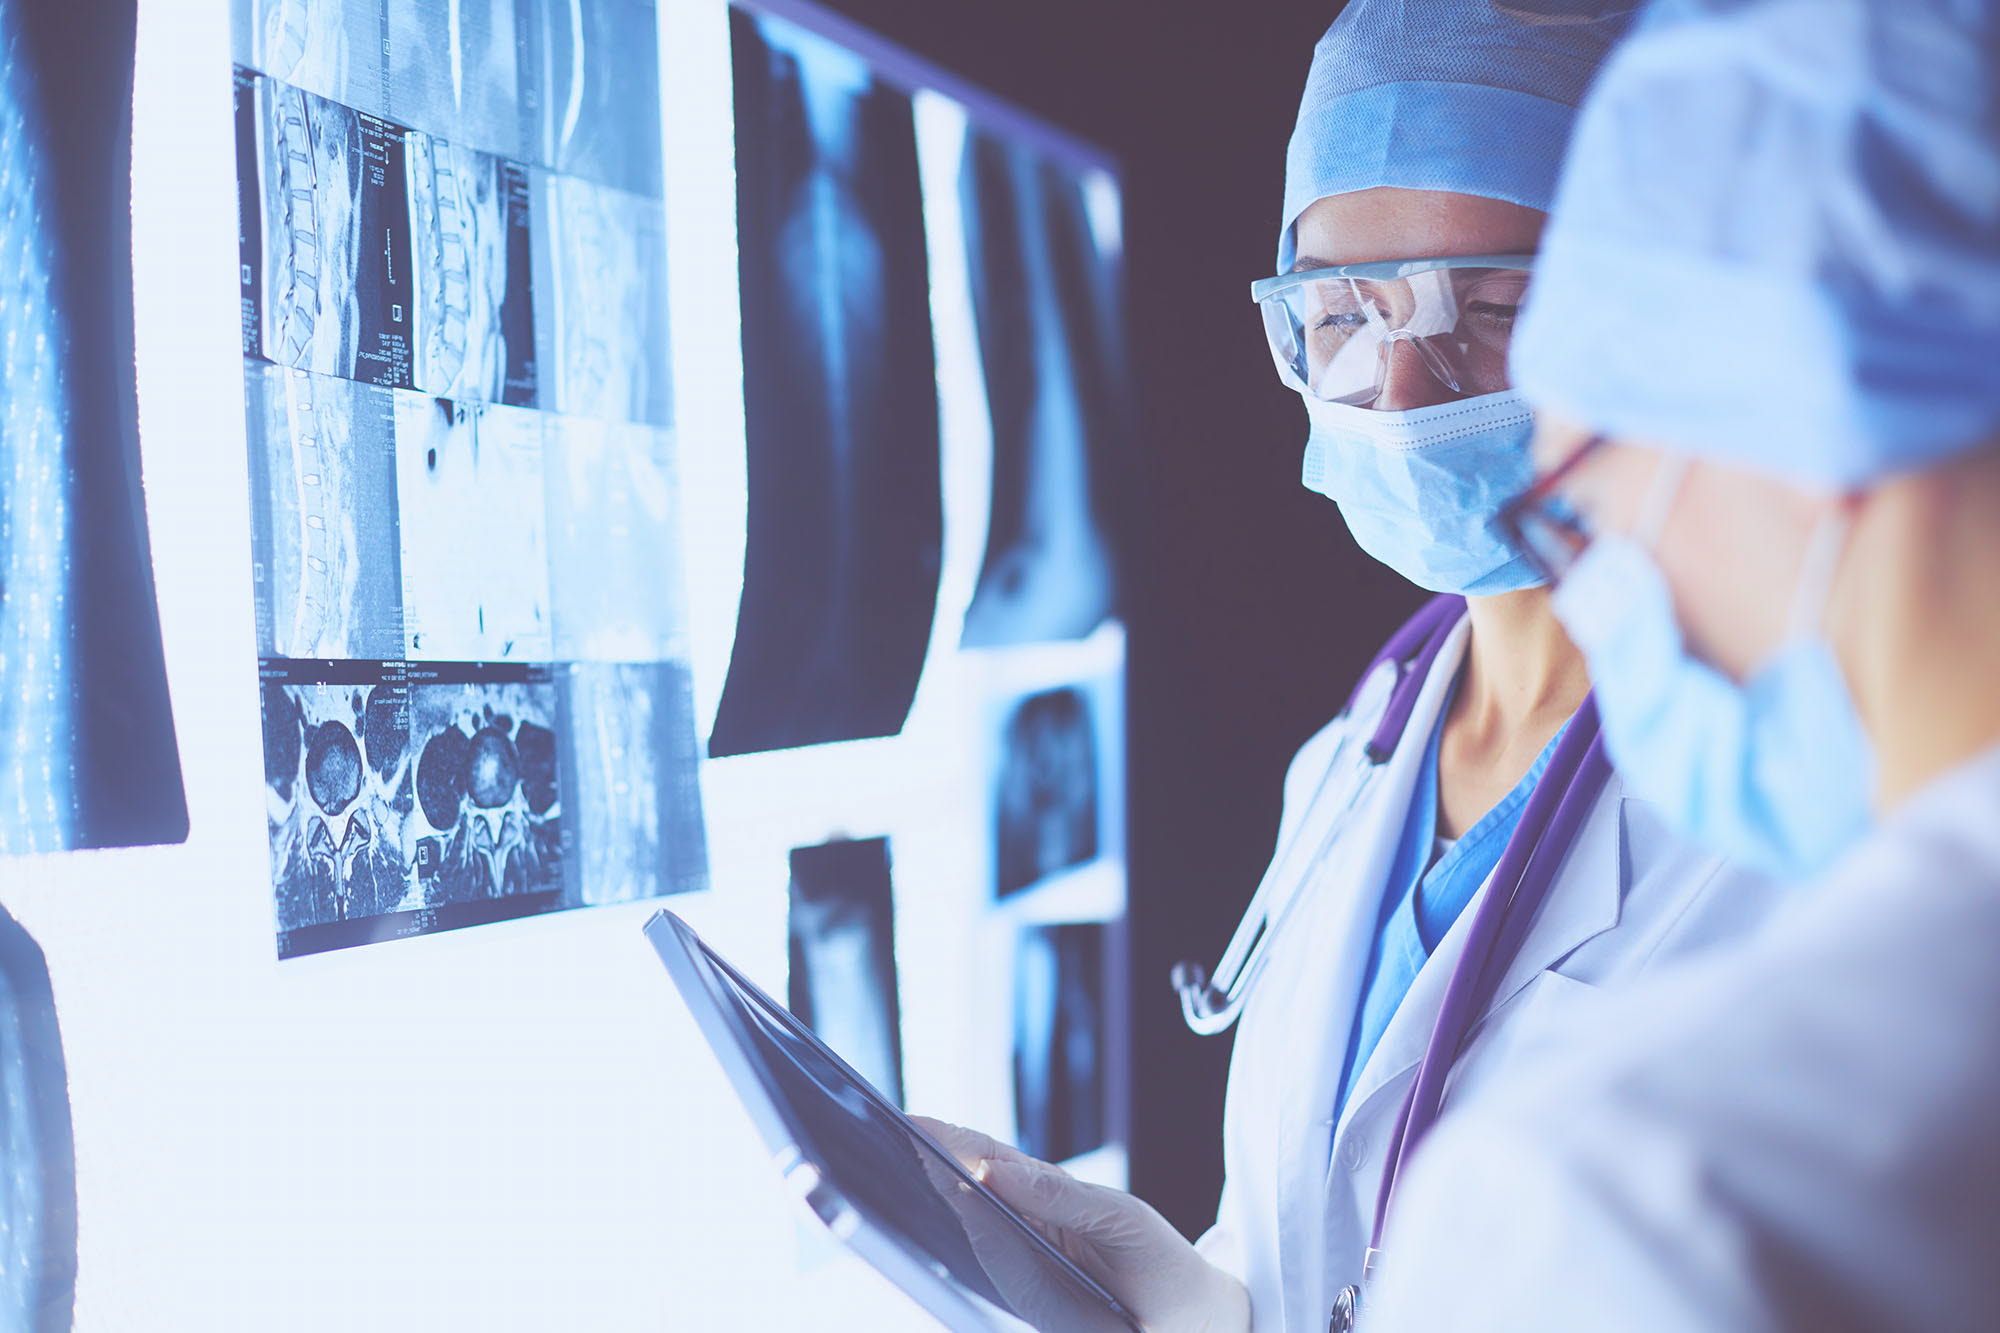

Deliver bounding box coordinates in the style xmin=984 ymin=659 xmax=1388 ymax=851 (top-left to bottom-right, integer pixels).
xmin=1293 ymin=188 xmax=1547 ymax=268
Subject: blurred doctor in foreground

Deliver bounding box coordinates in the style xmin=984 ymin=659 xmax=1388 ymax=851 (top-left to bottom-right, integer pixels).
xmin=925 ymin=3 xmax=1800 ymax=1331
xmin=1368 ymin=0 xmax=2000 ymax=1327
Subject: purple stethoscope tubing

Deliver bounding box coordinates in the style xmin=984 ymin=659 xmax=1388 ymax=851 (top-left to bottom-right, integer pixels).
xmin=1368 ymin=697 xmax=1612 ymax=1254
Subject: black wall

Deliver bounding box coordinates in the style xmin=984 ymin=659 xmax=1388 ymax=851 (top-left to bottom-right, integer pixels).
xmin=813 ymin=0 xmax=1422 ymax=1236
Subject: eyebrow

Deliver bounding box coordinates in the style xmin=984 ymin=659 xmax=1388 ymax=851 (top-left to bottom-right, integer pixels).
xmin=1291 ymin=255 xmax=1337 ymax=273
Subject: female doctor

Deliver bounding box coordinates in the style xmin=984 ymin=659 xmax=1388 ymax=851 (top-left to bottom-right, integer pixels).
xmin=1365 ymin=0 xmax=2000 ymax=1326
xmin=924 ymin=4 xmax=1782 ymax=1330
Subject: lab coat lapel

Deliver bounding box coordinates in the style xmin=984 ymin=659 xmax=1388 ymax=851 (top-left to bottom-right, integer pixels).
xmin=1272 ymin=615 xmax=1469 ymax=1331
xmin=1475 ymin=768 xmax=1627 ymax=1020
xmin=1333 ymin=743 xmax=1627 ymax=1142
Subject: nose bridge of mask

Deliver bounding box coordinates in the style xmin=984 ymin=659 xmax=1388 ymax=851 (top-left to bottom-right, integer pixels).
xmin=1304 ymin=390 xmax=1532 ymax=454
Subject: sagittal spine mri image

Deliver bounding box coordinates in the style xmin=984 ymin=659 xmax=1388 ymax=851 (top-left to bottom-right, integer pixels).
xmin=707 ymin=11 xmax=945 ymax=758
xmin=0 ymin=0 xmax=186 ymax=856
xmin=234 ymin=0 xmax=706 ymax=956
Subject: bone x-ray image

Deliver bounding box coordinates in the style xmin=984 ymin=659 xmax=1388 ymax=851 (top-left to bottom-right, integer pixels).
xmin=544 ymin=417 xmax=688 ymax=661
xmin=262 ymin=661 xmax=418 ymax=944
xmin=956 ymin=129 xmax=1124 ymax=649
xmin=244 ymin=364 xmax=405 ymax=660
xmin=0 ymin=902 xmax=77 ymax=1329
xmin=708 ymin=12 xmax=944 ymax=758
xmin=0 ymin=0 xmax=186 ymax=855
xmin=995 ymin=687 xmax=1101 ymax=899
xmin=788 ymin=837 xmax=905 ymax=1108
xmin=240 ymin=70 xmax=417 ymax=388
xmin=395 ymin=394 xmax=554 ymax=663
xmin=407 ymin=663 xmax=564 ymax=909
xmin=517 ymin=0 xmax=665 ymax=198
xmin=408 ymin=135 xmax=538 ymax=406
xmin=530 ymin=171 xmax=672 ymax=428
xmin=559 ymin=662 xmax=707 ymax=906
xmin=387 ymin=0 xmax=528 ymax=161
xmin=232 ymin=0 xmax=386 ymax=124
xmin=1013 ymin=922 xmax=1108 ymax=1165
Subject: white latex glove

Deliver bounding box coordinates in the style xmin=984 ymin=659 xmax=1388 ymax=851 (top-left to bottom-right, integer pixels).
xmin=913 ymin=1117 xmax=1250 ymax=1333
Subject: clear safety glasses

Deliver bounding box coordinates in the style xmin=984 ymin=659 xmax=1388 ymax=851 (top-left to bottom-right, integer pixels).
xmin=1251 ymin=254 xmax=1536 ymax=407
xmin=1497 ymin=433 xmax=1608 ymax=583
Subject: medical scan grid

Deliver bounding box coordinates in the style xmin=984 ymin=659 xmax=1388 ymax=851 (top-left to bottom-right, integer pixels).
xmin=232 ymin=2 xmax=705 ymax=958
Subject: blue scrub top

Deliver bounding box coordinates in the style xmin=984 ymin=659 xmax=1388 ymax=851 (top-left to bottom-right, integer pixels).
xmin=1332 ymin=681 xmax=1566 ymax=1120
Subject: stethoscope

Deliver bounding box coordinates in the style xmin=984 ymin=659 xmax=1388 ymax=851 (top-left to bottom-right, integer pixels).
xmin=1170 ymin=594 xmax=1611 ymax=1331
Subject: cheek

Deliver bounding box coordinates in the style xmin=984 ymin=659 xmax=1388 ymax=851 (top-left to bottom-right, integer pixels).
xmin=1654 ymin=482 xmax=1810 ymax=680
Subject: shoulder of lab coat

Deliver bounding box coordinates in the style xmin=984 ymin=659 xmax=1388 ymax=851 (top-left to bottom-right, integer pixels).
xmin=1367 ymin=747 xmax=2000 ymax=1332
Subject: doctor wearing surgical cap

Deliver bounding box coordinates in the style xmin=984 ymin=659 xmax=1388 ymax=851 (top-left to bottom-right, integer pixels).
xmin=922 ymin=4 xmax=1788 ymax=1330
xmin=1367 ymin=0 xmax=2000 ymax=1327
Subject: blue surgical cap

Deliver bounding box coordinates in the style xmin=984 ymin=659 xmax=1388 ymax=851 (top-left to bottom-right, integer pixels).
xmin=1279 ymin=0 xmax=1639 ymax=269
xmin=1514 ymin=0 xmax=2000 ymax=489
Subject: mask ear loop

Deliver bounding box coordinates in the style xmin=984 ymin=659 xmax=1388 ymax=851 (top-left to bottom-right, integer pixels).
xmin=1632 ymin=453 xmax=1691 ymax=548
xmin=1782 ymin=505 xmax=1853 ymax=644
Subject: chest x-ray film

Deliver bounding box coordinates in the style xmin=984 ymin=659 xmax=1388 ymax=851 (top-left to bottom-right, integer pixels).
xmin=954 ymin=128 xmax=1125 ymax=649
xmin=1013 ymin=922 xmax=1109 ymax=1166
xmin=788 ymin=836 xmax=905 ymax=1108
xmin=0 ymin=0 xmax=186 ymax=856
xmin=233 ymin=1 xmax=706 ymax=957
xmin=705 ymin=10 xmax=945 ymax=759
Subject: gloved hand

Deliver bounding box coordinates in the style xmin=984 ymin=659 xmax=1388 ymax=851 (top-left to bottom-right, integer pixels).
xmin=913 ymin=1117 xmax=1250 ymax=1333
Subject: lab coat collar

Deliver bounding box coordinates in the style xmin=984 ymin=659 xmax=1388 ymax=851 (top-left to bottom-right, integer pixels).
xmin=1332 ymin=696 xmax=1628 ymax=1145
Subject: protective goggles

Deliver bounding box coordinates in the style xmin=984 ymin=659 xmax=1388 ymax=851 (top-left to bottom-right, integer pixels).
xmin=1251 ymin=255 xmax=1535 ymax=407
xmin=1497 ymin=433 xmax=1608 ymax=584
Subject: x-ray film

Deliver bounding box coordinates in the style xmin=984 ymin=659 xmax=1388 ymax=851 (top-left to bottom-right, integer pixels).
xmin=544 ymin=417 xmax=688 ymax=661
xmin=788 ymin=837 xmax=905 ymax=1108
xmin=0 ymin=902 xmax=77 ymax=1328
xmin=245 ymin=364 xmax=406 ymax=660
xmin=408 ymin=134 xmax=538 ymax=405
xmin=232 ymin=0 xmax=387 ymax=122
xmin=530 ymin=171 xmax=671 ymax=427
xmin=242 ymin=70 xmax=417 ymax=388
xmin=708 ymin=11 xmax=943 ymax=758
xmin=395 ymin=394 xmax=554 ymax=663
xmin=956 ymin=129 xmax=1124 ymax=649
xmin=236 ymin=2 xmax=706 ymax=954
xmin=558 ymin=662 xmax=706 ymax=905
xmin=1 ymin=0 xmax=185 ymax=855
xmin=262 ymin=660 xmax=419 ymax=943
xmin=995 ymin=687 xmax=1102 ymax=899
xmin=1013 ymin=923 xmax=1108 ymax=1165
xmin=386 ymin=0 xmax=528 ymax=161
xmin=517 ymin=0 xmax=665 ymax=198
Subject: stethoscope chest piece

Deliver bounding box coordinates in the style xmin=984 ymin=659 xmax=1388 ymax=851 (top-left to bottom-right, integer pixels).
xmin=1329 ymin=1283 xmax=1361 ymax=1333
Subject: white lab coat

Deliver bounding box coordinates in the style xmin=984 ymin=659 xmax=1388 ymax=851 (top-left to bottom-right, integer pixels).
xmin=1365 ymin=742 xmax=2000 ymax=1333
xmin=1196 ymin=612 xmax=1786 ymax=1332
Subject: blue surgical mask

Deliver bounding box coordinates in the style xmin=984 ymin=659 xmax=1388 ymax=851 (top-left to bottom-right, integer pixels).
xmin=1551 ymin=476 xmax=1875 ymax=881
xmin=1301 ymin=391 xmax=1543 ymax=595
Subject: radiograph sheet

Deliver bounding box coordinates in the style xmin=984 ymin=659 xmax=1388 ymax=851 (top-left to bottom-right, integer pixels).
xmin=530 ymin=171 xmax=671 ymax=427
xmin=956 ymin=128 xmax=1123 ymax=649
xmin=994 ymin=686 xmax=1101 ymax=899
xmin=788 ymin=837 xmax=905 ymax=1108
xmin=559 ymin=662 xmax=707 ymax=906
xmin=408 ymin=135 xmax=538 ymax=406
xmin=232 ymin=2 xmax=703 ymax=955
xmin=0 ymin=902 xmax=76 ymax=1328
xmin=245 ymin=364 xmax=406 ymax=660
xmin=244 ymin=72 xmax=417 ymax=388
xmin=1 ymin=0 xmax=185 ymax=855
xmin=708 ymin=11 xmax=943 ymax=757
xmin=1013 ymin=922 xmax=1108 ymax=1165
xmin=394 ymin=394 xmax=554 ymax=663
xmin=544 ymin=417 xmax=687 ymax=661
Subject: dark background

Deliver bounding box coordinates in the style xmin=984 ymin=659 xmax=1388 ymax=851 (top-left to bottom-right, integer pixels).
xmin=811 ymin=0 xmax=1420 ymax=1236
